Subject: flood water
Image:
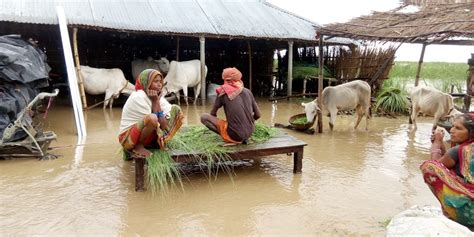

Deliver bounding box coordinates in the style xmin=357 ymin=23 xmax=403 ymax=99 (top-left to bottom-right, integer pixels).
xmin=0 ymin=98 xmax=442 ymax=236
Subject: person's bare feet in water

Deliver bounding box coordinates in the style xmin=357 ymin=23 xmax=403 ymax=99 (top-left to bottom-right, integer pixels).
xmin=132 ymin=144 xmax=152 ymax=158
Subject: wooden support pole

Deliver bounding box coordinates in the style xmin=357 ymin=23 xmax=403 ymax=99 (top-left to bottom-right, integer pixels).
xmin=73 ymin=27 xmax=88 ymax=109
xmin=317 ymin=36 xmax=324 ymax=133
xmin=247 ymin=41 xmax=253 ymax=92
xmin=293 ymin=148 xmax=303 ymax=173
xmin=414 ymin=43 xmax=427 ymax=87
xmin=287 ymin=41 xmax=294 ymax=97
xmin=199 ymin=36 xmax=206 ymax=105
xmin=464 ymin=54 xmax=474 ymax=112
xmin=176 ymin=36 xmax=180 ymax=61
xmin=302 ymin=77 xmax=307 ymax=95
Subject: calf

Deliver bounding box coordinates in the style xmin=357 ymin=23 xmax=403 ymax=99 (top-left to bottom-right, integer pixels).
xmin=80 ymin=65 xmax=135 ymax=109
xmin=409 ymin=86 xmax=461 ymax=130
xmin=301 ymin=80 xmax=371 ymax=131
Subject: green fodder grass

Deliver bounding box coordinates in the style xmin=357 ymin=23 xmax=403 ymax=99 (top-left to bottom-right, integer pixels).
xmin=375 ymin=77 xmax=410 ymax=115
xmin=146 ymin=149 xmax=184 ymax=195
xmin=250 ymin=122 xmax=280 ymax=143
xmin=291 ymin=117 xmax=308 ymax=125
xmin=146 ymin=123 xmax=279 ymax=193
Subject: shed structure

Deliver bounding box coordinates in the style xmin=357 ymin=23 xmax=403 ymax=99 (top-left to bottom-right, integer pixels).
xmin=0 ymin=0 xmax=352 ymax=108
xmin=318 ymin=0 xmax=474 ymax=111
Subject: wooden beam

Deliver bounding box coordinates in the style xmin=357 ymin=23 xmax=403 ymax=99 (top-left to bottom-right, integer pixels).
xmin=287 ymin=41 xmax=294 ymax=97
xmin=268 ymin=93 xmax=319 ymax=102
xmin=414 ymin=43 xmax=427 ymax=87
xmin=464 ymin=54 xmax=474 ymax=112
xmin=199 ymin=36 xmax=206 ymax=105
xmin=317 ymin=36 xmax=324 ymax=133
xmin=248 ymin=41 xmax=253 ymax=92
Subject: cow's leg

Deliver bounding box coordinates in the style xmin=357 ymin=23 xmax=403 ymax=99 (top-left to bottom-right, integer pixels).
xmin=433 ymin=114 xmax=442 ymax=131
xmin=364 ymin=105 xmax=370 ymax=130
xmin=173 ymin=91 xmax=181 ymax=105
xmin=104 ymin=89 xmax=114 ymax=109
xmin=109 ymin=97 xmax=114 ymax=109
xmin=354 ymin=106 xmax=364 ymax=129
xmin=410 ymin=106 xmax=419 ymax=129
xmin=182 ymin=86 xmax=189 ymax=105
xmin=328 ymin=108 xmax=337 ymax=131
xmin=193 ymin=84 xmax=201 ymax=105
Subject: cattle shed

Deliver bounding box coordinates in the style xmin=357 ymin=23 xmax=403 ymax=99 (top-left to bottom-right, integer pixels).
xmin=319 ymin=0 xmax=474 ymax=111
xmin=0 ymin=0 xmax=354 ymax=108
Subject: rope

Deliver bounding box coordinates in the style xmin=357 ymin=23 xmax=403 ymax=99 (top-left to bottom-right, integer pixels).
xmin=85 ymin=80 xmax=130 ymax=110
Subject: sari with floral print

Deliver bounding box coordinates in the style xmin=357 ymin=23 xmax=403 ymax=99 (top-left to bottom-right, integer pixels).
xmin=420 ymin=143 xmax=474 ymax=227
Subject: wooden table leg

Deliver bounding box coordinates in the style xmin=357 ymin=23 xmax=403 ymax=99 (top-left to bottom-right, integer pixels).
xmin=135 ymin=158 xmax=145 ymax=192
xmin=293 ymin=148 xmax=303 ymax=173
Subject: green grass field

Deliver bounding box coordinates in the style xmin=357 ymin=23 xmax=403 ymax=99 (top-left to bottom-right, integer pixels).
xmin=388 ymin=61 xmax=470 ymax=93
xmin=390 ymin=61 xmax=469 ymax=80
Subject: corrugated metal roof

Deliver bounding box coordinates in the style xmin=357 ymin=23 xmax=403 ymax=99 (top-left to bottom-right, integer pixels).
xmin=0 ymin=0 xmax=321 ymax=42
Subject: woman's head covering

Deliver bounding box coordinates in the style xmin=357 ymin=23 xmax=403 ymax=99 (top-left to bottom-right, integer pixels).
xmin=216 ymin=67 xmax=244 ymax=100
xmin=135 ymin=69 xmax=163 ymax=91
xmin=460 ymin=113 xmax=474 ymax=139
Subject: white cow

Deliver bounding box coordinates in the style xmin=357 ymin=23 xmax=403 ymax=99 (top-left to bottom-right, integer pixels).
xmin=409 ymin=86 xmax=461 ymax=130
xmin=163 ymin=60 xmax=207 ymax=105
xmin=131 ymin=56 xmax=170 ymax=79
xmin=301 ymin=80 xmax=371 ymax=131
xmin=80 ymin=65 xmax=135 ymax=109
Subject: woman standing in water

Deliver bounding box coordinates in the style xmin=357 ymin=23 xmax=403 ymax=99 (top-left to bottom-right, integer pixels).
xmin=421 ymin=113 xmax=474 ymax=227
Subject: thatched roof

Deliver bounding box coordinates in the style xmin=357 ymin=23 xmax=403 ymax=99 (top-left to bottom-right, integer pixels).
xmin=319 ymin=2 xmax=474 ymax=45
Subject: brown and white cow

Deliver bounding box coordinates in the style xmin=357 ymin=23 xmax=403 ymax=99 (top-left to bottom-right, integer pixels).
xmin=409 ymin=86 xmax=461 ymax=130
xmin=301 ymin=80 xmax=371 ymax=131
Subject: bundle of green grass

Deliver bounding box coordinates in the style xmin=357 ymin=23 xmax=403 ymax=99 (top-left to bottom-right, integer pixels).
xmin=144 ymin=122 xmax=279 ymax=194
xmin=291 ymin=117 xmax=308 ymax=125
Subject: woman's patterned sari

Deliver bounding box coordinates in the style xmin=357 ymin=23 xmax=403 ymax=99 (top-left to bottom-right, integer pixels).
xmin=420 ymin=143 xmax=474 ymax=227
xmin=119 ymin=105 xmax=183 ymax=151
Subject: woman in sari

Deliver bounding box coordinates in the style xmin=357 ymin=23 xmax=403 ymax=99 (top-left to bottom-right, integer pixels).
xmin=421 ymin=113 xmax=474 ymax=227
xmin=118 ymin=69 xmax=184 ymax=158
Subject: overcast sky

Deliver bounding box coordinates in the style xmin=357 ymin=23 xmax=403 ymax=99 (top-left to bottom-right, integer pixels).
xmin=267 ymin=0 xmax=474 ymax=63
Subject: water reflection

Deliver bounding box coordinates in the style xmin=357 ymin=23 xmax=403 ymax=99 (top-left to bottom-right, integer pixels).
xmin=0 ymin=99 xmax=442 ymax=235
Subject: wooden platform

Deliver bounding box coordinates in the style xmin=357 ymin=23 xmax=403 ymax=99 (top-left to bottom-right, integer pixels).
xmin=133 ymin=133 xmax=308 ymax=191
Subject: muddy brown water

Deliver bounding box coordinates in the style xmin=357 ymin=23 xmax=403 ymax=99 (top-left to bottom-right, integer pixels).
xmin=0 ymin=98 xmax=441 ymax=236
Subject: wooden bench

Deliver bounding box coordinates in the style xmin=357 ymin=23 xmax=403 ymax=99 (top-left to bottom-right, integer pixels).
xmin=133 ymin=133 xmax=307 ymax=191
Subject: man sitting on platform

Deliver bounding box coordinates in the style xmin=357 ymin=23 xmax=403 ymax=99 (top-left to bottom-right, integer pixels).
xmin=118 ymin=69 xmax=184 ymax=158
xmin=200 ymin=67 xmax=261 ymax=145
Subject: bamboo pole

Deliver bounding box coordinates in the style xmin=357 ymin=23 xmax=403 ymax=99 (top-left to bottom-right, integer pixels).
xmin=414 ymin=43 xmax=427 ymax=87
xmin=248 ymin=41 xmax=253 ymax=92
xmin=317 ymin=36 xmax=324 ymax=133
xmin=73 ymin=27 xmax=88 ymax=109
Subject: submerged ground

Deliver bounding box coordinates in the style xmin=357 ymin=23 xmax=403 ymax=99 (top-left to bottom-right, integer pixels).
xmin=0 ymin=98 xmax=442 ymax=236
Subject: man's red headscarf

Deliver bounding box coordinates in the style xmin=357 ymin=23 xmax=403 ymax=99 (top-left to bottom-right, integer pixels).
xmin=216 ymin=67 xmax=244 ymax=100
